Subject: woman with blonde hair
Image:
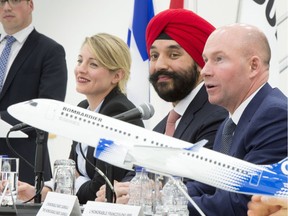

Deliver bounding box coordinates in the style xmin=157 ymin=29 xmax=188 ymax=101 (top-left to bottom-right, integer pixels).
xmin=17 ymin=33 xmax=144 ymax=204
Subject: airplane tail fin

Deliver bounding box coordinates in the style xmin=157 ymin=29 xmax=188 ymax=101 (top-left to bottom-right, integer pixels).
xmin=264 ymin=157 xmax=288 ymax=175
xmin=94 ymin=138 xmax=134 ymax=171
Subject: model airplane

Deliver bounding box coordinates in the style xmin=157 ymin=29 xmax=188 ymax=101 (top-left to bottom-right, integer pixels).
xmin=7 ymin=99 xmax=288 ymax=199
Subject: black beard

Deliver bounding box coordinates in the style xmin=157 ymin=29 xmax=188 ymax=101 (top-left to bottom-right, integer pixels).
xmin=149 ymin=64 xmax=199 ymax=102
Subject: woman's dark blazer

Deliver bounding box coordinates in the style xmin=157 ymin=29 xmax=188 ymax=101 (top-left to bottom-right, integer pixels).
xmin=69 ymin=87 xmax=144 ymax=204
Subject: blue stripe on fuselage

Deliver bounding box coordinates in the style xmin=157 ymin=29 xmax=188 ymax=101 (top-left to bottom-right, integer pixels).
xmin=95 ymin=138 xmax=115 ymax=158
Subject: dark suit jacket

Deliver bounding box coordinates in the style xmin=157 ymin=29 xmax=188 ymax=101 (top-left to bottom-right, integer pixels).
xmin=0 ymin=29 xmax=67 ymax=184
xmin=69 ymin=87 xmax=144 ymax=204
xmin=187 ymin=83 xmax=288 ymax=216
xmin=154 ymin=86 xmax=227 ymax=150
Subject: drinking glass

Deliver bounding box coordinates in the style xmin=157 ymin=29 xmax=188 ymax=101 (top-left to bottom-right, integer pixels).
xmin=53 ymin=159 xmax=75 ymax=195
xmin=0 ymin=157 xmax=19 ymax=206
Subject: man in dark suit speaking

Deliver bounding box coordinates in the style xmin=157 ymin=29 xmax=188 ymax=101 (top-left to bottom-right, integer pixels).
xmin=0 ymin=0 xmax=67 ymax=185
xmin=187 ymin=23 xmax=288 ymax=215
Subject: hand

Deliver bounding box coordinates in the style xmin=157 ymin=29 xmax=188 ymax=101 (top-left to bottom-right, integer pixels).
xmin=41 ymin=186 xmax=52 ymax=201
xmin=95 ymin=184 xmax=107 ymax=202
xmin=0 ymin=180 xmax=6 ymax=191
xmin=17 ymin=181 xmax=36 ymax=202
xmin=17 ymin=181 xmax=52 ymax=203
xmin=114 ymin=181 xmax=130 ymax=204
xmin=95 ymin=180 xmax=120 ymax=202
xmin=95 ymin=180 xmax=130 ymax=204
xmin=75 ymin=170 xmax=80 ymax=178
xmin=247 ymin=195 xmax=287 ymax=216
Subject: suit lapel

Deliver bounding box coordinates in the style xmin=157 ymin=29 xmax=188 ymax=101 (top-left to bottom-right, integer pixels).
xmin=229 ymin=83 xmax=272 ymax=155
xmin=174 ymin=86 xmax=208 ymax=138
xmin=99 ymin=87 xmax=119 ymax=113
xmin=0 ymin=30 xmax=39 ymax=97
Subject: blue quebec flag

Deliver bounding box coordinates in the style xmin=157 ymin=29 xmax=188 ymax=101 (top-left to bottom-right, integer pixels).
xmin=126 ymin=0 xmax=154 ymax=107
xmin=127 ymin=0 xmax=155 ymax=61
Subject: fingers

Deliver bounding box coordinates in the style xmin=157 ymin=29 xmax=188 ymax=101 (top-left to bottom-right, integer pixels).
xmin=270 ymin=208 xmax=288 ymax=216
xmin=75 ymin=170 xmax=80 ymax=178
xmin=261 ymin=196 xmax=288 ymax=208
xmin=247 ymin=195 xmax=286 ymax=216
xmin=95 ymin=181 xmax=131 ymax=204
xmin=114 ymin=181 xmax=130 ymax=198
xmin=0 ymin=180 xmax=5 ymax=191
xmin=95 ymin=184 xmax=107 ymax=202
xmin=114 ymin=181 xmax=130 ymax=204
xmin=17 ymin=181 xmax=32 ymax=192
xmin=251 ymin=195 xmax=262 ymax=202
xmin=17 ymin=182 xmax=36 ymax=202
xmin=116 ymin=194 xmax=129 ymax=204
xmin=247 ymin=199 xmax=270 ymax=216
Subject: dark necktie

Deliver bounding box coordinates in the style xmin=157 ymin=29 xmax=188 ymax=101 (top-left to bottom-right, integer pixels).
xmin=165 ymin=109 xmax=181 ymax=136
xmin=220 ymin=118 xmax=236 ymax=154
xmin=0 ymin=36 xmax=16 ymax=92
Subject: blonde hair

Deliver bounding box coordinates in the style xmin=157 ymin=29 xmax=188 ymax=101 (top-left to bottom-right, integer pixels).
xmin=83 ymin=33 xmax=131 ymax=93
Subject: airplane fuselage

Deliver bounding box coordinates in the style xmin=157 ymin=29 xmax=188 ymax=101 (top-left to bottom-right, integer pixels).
xmin=7 ymin=99 xmax=288 ymax=198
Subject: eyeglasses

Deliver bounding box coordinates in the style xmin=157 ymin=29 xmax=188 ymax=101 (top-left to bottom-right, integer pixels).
xmin=0 ymin=0 xmax=29 ymax=7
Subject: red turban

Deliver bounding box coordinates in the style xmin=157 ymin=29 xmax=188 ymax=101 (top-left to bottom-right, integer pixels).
xmin=146 ymin=9 xmax=215 ymax=68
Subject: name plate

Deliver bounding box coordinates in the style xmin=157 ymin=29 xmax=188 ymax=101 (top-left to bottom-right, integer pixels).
xmin=82 ymin=201 xmax=143 ymax=216
xmin=37 ymin=192 xmax=81 ymax=216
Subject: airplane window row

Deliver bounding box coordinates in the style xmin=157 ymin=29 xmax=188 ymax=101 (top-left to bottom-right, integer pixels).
xmin=62 ymin=111 xmax=167 ymax=147
xmin=184 ymin=152 xmax=249 ymax=175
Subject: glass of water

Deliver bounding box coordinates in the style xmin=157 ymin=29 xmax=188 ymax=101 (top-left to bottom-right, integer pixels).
xmin=53 ymin=159 xmax=76 ymax=195
xmin=0 ymin=157 xmax=19 ymax=206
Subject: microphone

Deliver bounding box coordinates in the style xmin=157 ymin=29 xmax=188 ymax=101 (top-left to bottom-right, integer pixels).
xmin=113 ymin=103 xmax=155 ymax=121
xmin=10 ymin=123 xmax=30 ymax=132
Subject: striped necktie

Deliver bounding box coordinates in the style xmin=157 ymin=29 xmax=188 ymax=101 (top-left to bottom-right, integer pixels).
xmin=0 ymin=36 xmax=16 ymax=92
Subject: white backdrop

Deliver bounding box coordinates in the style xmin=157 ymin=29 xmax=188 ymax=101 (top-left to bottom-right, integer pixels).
xmin=1 ymin=0 xmax=287 ymax=166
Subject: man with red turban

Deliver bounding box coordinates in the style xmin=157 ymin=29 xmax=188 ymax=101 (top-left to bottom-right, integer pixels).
xmin=95 ymin=8 xmax=227 ymax=214
xmin=145 ymin=8 xmax=226 ymax=145
xmin=146 ymin=8 xmax=215 ymax=69
xmin=143 ymin=9 xmax=227 ymax=214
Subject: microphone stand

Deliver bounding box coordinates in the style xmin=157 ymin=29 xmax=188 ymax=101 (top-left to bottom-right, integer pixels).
xmin=105 ymin=164 xmax=114 ymax=203
xmin=34 ymin=129 xmax=46 ymax=203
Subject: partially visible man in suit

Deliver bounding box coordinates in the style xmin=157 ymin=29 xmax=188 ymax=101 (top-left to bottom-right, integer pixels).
xmin=0 ymin=0 xmax=67 ymax=185
xmin=186 ymin=23 xmax=288 ymax=215
xmin=95 ymin=8 xmax=228 ymax=204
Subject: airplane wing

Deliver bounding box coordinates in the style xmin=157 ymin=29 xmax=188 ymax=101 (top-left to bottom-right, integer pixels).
xmin=138 ymin=148 xmax=287 ymax=197
xmin=95 ymin=139 xmax=288 ymax=198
